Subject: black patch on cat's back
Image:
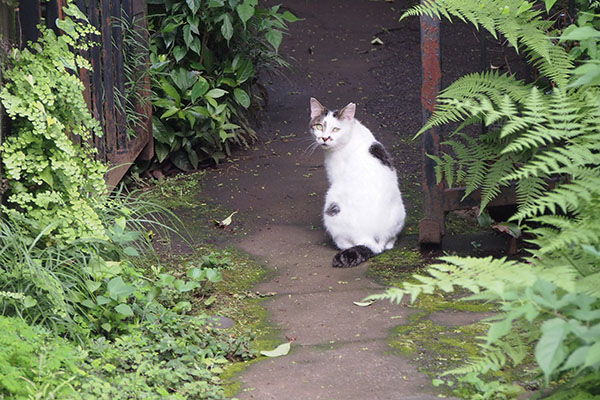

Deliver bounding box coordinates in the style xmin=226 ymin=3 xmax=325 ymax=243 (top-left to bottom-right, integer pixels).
xmin=369 ymin=142 xmax=394 ymax=170
xmin=326 ymin=202 xmax=340 ymax=216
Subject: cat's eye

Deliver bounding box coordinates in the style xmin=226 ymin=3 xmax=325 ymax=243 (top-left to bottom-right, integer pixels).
xmin=332 ymin=127 xmax=340 ymax=133
xmin=314 ymin=124 xmax=323 ymax=131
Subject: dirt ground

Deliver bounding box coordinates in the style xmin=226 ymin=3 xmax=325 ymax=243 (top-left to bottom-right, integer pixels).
xmin=189 ymin=1 xmax=519 ymax=399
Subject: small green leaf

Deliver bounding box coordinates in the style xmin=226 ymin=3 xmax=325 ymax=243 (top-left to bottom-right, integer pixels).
xmin=97 ymin=295 xmax=111 ymax=305
xmin=536 ymin=318 xmax=569 ymax=381
xmin=265 ymin=29 xmax=283 ymax=51
xmin=124 ymin=246 xmax=139 ymax=257
xmin=205 ymin=88 xmax=228 ymax=98
xmin=107 ymin=277 xmax=136 ymax=300
xmin=23 ymin=296 xmax=37 ymax=308
xmin=161 ymin=80 xmax=181 ymax=105
xmin=204 ymin=295 xmax=216 ymax=306
xmin=260 ymin=342 xmax=291 ymax=357
xmin=584 ymin=342 xmax=600 ymax=368
xmin=191 ymin=77 xmax=210 ymax=102
xmin=86 ymin=280 xmax=102 ymax=293
xmin=101 ymin=322 xmax=112 ymax=332
xmin=115 ymin=303 xmax=134 ymax=317
xmin=544 ymin=0 xmax=558 ymax=12
xmin=236 ymin=2 xmax=255 ymax=28
xmin=173 ymin=46 xmax=187 ymax=62
xmin=188 ymin=267 xmax=206 ymax=281
xmin=206 ymin=268 xmax=222 ymax=283
xmin=281 ymin=11 xmax=301 ymax=22
xmin=221 ymin=13 xmax=234 ymax=43
xmin=234 ymin=88 xmax=251 ymax=108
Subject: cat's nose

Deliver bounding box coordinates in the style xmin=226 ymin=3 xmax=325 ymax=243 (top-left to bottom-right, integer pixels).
xmin=321 ymin=136 xmax=332 ymax=143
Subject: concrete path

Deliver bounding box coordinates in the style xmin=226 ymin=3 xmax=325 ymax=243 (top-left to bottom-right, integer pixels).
xmin=198 ymin=1 xmax=469 ymax=398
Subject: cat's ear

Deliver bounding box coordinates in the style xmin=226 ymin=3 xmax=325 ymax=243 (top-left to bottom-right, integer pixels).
xmin=338 ymin=102 xmax=356 ymax=121
xmin=310 ymin=97 xmax=325 ymax=119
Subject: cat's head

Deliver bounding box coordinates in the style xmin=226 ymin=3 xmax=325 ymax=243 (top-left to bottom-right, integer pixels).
xmin=309 ymin=97 xmax=356 ymax=150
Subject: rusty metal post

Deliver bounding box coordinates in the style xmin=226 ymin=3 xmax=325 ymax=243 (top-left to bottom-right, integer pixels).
xmin=419 ymin=4 xmax=445 ymax=244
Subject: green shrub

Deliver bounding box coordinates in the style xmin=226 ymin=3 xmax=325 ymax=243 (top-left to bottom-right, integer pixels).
xmin=148 ymin=0 xmax=298 ymax=169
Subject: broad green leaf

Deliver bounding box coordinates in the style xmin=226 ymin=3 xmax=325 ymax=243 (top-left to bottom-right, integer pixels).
xmin=265 ymin=29 xmax=283 ymax=51
xmin=86 ymin=280 xmax=102 ymax=293
xmin=162 ymin=22 xmax=180 ymax=33
xmin=234 ymin=88 xmax=251 ymax=108
xmin=235 ymin=58 xmax=254 ymax=83
xmin=161 ymin=107 xmax=179 ymax=119
xmin=183 ymin=24 xmax=194 ymax=49
xmin=584 ymin=342 xmax=600 ymax=368
xmin=188 ymin=267 xmax=206 ymax=281
xmin=260 ymin=342 xmax=291 ymax=357
xmin=97 ymin=295 xmax=111 ymax=305
xmin=107 ymin=276 xmax=136 ymax=300
xmin=101 ymin=322 xmax=112 ymax=332
xmin=171 ymin=68 xmax=197 ymax=91
xmin=23 ymin=296 xmax=37 ymax=308
xmin=39 ymin=166 xmax=53 ymax=187
xmin=191 ymin=77 xmax=210 ymax=102
xmin=535 ymin=318 xmax=569 ymax=380
xmin=161 ymin=80 xmax=181 ymax=105
xmin=560 ymin=26 xmax=600 ymax=42
xmin=221 ymin=13 xmax=234 ymax=43
xmin=173 ymin=46 xmax=187 ymax=63
xmin=80 ymin=300 xmax=96 ymax=309
xmin=486 ymin=317 xmax=512 ymax=343
xmin=190 ymin=37 xmax=202 ymax=55
xmin=124 ymin=246 xmax=139 ymax=257
xmin=236 ymin=1 xmax=255 ymax=28
xmin=561 ymin=345 xmax=589 ymax=371
xmin=204 ymin=296 xmax=216 ymax=306
xmin=158 ymin=274 xmax=175 ymax=287
xmin=544 ymin=0 xmax=558 ymax=12
xmin=208 ymin=0 xmax=224 ymax=6
xmin=174 ymin=279 xmax=199 ymax=292
xmin=155 ymin=142 xmax=169 ymax=163
xmin=206 ymin=268 xmax=222 ymax=283
xmin=152 ymin=116 xmax=175 ymax=145
xmin=206 ymin=88 xmax=228 ymax=98
xmin=281 ymin=10 xmax=301 ymax=22
xmin=115 ymin=303 xmax=134 ymax=317
xmin=186 ymin=0 xmax=200 ymax=14
xmin=188 ymin=148 xmax=199 ymax=169
xmin=171 ymin=150 xmax=194 ymax=171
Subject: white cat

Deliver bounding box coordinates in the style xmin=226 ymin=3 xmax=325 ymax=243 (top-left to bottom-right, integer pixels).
xmin=309 ymin=97 xmax=406 ymax=267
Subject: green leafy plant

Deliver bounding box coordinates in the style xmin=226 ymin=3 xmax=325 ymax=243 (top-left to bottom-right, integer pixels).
xmin=0 ymin=4 xmax=108 ymax=243
xmin=370 ymin=1 xmax=600 ymax=398
xmin=0 ymin=316 xmax=83 ymax=399
xmin=148 ymin=0 xmax=298 ymax=169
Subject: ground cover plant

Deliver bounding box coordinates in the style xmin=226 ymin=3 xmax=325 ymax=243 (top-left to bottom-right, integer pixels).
xmin=0 ymin=2 xmax=266 ymax=398
xmin=147 ymin=0 xmax=299 ymax=170
xmin=371 ymin=0 xmax=600 ymax=398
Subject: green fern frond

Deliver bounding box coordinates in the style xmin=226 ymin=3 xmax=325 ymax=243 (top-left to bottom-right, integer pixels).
xmin=402 ymin=0 xmax=573 ymax=87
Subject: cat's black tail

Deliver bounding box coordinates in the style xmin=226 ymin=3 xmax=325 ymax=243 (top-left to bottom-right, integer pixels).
xmin=332 ymin=245 xmax=375 ymax=268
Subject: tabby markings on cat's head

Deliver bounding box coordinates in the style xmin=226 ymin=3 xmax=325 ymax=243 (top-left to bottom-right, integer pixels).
xmin=309 ymin=97 xmax=356 ymax=150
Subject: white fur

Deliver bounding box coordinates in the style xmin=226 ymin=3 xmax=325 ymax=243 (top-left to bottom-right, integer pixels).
xmin=309 ymin=98 xmax=406 ymax=254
